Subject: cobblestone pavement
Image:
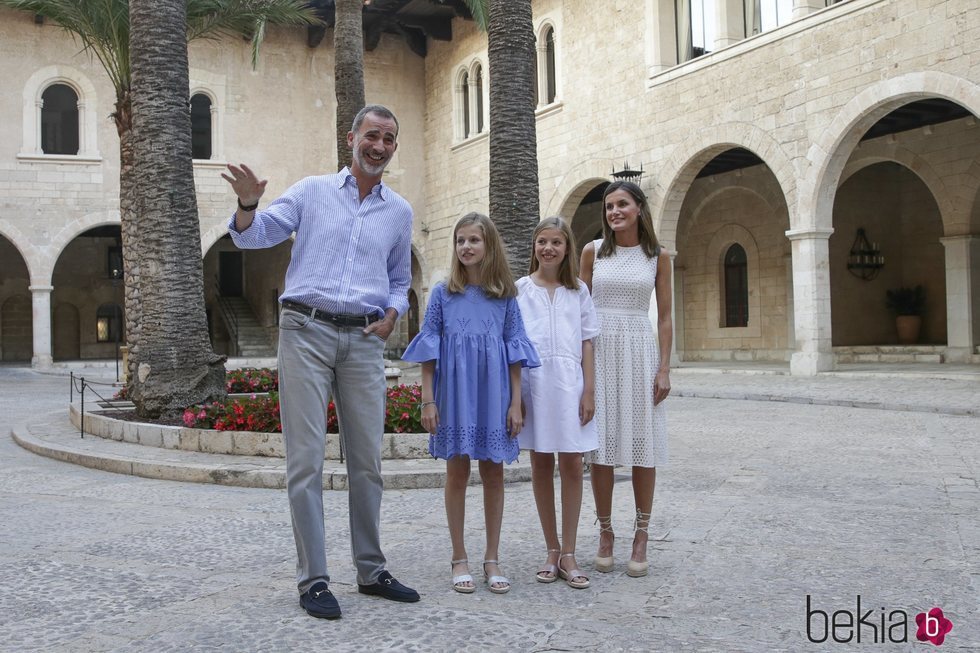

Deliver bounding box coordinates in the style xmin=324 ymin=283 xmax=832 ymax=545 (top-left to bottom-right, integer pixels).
xmin=2 ymin=364 xmax=978 ymax=652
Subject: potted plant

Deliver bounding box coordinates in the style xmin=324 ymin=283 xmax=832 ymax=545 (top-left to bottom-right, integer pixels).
xmin=885 ymin=285 xmax=925 ymax=344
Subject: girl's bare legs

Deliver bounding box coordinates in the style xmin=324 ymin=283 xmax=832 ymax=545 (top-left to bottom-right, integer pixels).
xmin=557 ymin=452 xmax=585 ymax=576
xmin=479 ymin=460 xmax=508 ymax=590
xmin=631 ymin=466 xmax=656 ymax=564
xmin=446 ymin=455 xmax=472 ymax=589
xmin=530 ymin=451 xmax=561 ymax=578
xmin=590 ymin=463 xmax=615 ymax=568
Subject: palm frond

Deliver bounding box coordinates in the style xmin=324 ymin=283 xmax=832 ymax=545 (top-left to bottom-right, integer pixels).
xmin=1 ymin=0 xmax=131 ymax=96
xmin=187 ymin=0 xmax=322 ymax=68
xmin=460 ymin=0 xmax=487 ymax=32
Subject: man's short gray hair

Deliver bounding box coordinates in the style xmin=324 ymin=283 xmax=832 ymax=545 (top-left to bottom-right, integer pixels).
xmin=351 ymin=105 xmax=399 ymax=136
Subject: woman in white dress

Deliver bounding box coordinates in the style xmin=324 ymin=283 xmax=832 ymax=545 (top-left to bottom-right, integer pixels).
xmin=580 ymin=181 xmax=672 ymax=578
xmin=518 ymin=217 xmax=600 ymax=589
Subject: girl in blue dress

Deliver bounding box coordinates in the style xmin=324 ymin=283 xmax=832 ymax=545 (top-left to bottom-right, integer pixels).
xmin=403 ymin=212 xmax=540 ymax=595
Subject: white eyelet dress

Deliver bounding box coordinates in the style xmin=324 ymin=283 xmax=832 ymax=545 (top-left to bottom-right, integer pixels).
xmin=584 ymin=240 xmax=668 ymax=468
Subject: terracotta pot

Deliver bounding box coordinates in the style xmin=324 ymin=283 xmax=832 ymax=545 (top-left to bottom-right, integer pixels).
xmin=895 ymin=315 xmax=922 ymax=345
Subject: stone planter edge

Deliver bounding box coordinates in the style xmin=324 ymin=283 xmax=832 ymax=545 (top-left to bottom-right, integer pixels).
xmin=71 ymin=404 xmax=429 ymax=460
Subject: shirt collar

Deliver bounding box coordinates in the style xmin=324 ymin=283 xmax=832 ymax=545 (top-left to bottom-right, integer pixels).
xmin=337 ymin=166 xmax=388 ymax=201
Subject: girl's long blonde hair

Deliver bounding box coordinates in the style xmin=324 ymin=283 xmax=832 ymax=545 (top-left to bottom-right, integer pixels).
xmin=528 ymin=216 xmax=580 ymax=290
xmin=447 ymin=212 xmax=517 ymax=298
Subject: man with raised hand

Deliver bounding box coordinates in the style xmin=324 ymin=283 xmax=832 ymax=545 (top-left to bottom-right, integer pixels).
xmin=222 ymin=104 xmax=419 ymax=619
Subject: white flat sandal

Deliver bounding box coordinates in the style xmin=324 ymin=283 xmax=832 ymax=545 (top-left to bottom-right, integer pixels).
xmin=558 ymin=552 xmax=591 ymax=589
xmin=451 ymin=558 xmax=475 ymax=594
xmin=483 ymin=560 xmax=511 ymax=594
xmin=535 ymin=548 xmax=560 ymax=583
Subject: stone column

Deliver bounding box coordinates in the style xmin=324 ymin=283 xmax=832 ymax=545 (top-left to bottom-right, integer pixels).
xmin=793 ymin=0 xmax=826 ymax=20
xmin=784 ymin=252 xmax=796 ymax=354
xmin=715 ymin=0 xmax=746 ymax=50
xmin=467 ymin=74 xmax=482 ymax=136
xmin=940 ymin=235 xmax=980 ymax=362
xmin=535 ymin=39 xmax=548 ymax=108
xmin=786 ymin=228 xmax=834 ymax=375
xmin=29 ymin=285 xmax=53 ymax=369
xmin=646 ymin=0 xmax=677 ymax=76
xmin=671 ymin=256 xmax=684 ymax=366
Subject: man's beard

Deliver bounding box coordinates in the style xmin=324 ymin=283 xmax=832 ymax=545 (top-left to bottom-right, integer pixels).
xmin=354 ymin=147 xmax=389 ymax=176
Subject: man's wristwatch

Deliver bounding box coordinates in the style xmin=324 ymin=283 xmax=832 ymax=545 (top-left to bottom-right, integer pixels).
xmin=237 ymin=198 xmax=259 ymax=212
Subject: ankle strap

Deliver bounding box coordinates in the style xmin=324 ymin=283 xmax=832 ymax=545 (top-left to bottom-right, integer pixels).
xmin=594 ymin=514 xmax=614 ymax=534
xmin=633 ymin=510 xmax=652 ymax=532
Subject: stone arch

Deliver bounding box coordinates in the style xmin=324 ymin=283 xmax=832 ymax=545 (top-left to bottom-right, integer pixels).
xmin=803 ymin=71 xmax=980 ymax=234
xmin=0 ymin=220 xmax=42 ymax=284
xmin=841 ymin=146 xmax=956 ymax=238
xmin=201 ymin=221 xmax=231 ymax=255
xmin=654 ymin=122 xmax=797 ymax=248
xmin=549 ymin=175 xmax=611 ymax=252
xmin=544 ymin=157 xmax=618 ymax=219
xmin=43 ymin=210 xmax=121 ymax=286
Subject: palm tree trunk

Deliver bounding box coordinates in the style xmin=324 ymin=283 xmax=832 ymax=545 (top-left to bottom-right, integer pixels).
xmin=114 ymin=95 xmax=142 ymax=384
xmin=129 ymin=0 xmax=226 ymax=418
xmin=334 ymin=0 xmax=365 ymax=169
xmin=488 ymin=0 xmax=539 ymax=278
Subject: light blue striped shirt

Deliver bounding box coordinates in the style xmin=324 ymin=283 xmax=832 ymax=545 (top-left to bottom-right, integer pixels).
xmin=228 ymin=167 xmax=413 ymax=317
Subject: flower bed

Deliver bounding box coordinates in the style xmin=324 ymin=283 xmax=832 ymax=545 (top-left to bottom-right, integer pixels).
xmin=182 ymin=384 xmax=423 ymax=434
xmin=113 ymin=367 xmax=280 ymax=400
xmin=226 ymin=367 xmax=278 ymax=393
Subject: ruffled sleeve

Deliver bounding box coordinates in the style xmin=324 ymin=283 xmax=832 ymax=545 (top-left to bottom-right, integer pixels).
xmin=503 ymin=295 xmax=541 ymax=368
xmin=578 ymin=282 xmax=601 ymax=341
xmin=402 ymin=284 xmax=444 ymax=363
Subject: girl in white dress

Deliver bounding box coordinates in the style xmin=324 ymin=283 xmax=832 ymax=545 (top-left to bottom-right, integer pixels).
xmin=580 ymin=181 xmax=672 ymax=578
xmin=518 ymin=217 xmax=600 ymax=590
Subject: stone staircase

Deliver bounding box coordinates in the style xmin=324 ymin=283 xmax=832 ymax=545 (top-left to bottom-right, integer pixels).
xmin=216 ymin=296 xmax=275 ymax=358
xmin=834 ymin=345 xmax=945 ymax=364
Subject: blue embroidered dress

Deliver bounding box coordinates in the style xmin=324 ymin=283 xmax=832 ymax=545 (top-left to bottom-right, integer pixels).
xmin=402 ymin=283 xmax=541 ymax=463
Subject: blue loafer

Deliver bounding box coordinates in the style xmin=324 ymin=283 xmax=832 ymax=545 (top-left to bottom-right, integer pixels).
xmin=357 ymin=570 xmax=420 ymax=603
xmin=300 ymin=581 xmax=342 ymax=619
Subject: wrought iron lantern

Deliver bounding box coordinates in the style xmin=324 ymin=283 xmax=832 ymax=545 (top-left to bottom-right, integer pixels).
xmin=611 ymin=161 xmax=643 ymax=184
xmin=846 ymin=227 xmax=884 ymax=280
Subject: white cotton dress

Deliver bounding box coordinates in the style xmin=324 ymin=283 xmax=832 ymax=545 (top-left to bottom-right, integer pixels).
xmin=517 ymin=276 xmax=601 ymax=454
xmin=584 ymin=241 xmax=669 ymax=468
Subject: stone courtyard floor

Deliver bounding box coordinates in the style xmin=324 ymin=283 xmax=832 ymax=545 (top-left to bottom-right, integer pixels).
xmin=1 ymin=362 xmax=978 ymax=652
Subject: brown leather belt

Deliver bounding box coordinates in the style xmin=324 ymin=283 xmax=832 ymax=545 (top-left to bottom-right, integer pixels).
xmin=281 ymin=300 xmax=380 ymax=328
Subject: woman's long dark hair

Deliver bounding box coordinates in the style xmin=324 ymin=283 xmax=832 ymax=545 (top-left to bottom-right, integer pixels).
xmin=597 ymin=181 xmax=660 ymax=259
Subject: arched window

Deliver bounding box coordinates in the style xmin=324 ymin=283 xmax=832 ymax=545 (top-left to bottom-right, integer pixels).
xmin=724 ymin=244 xmax=748 ymax=327
xmin=473 ymin=64 xmax=484 ymax=134
xmin=41 ymin=83 xmax=79 ymax=155
xmin=457 ymin=70 xmax=470 ymax=139
xmin=190 ymin=93 xmax=213 ymax=159
xmin=544 ymin=26 xmax=556 ymax=104
xmin=454 ymin=62 xmax=487 ymax=141
xmin=96 ymin=304 xmax=124 ymax=343
xmin=534 ymin=23 xmax=558 ymax=107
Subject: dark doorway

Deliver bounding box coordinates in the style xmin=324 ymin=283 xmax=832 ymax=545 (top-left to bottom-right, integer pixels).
xmin=219 ymin=251 xmax=243 ymax=297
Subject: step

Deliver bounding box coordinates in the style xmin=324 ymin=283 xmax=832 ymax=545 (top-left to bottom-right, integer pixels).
xmin=835 ymin=352 xmax=944 ymax=364
xmin=13 ymin=411 xmax=531 ymax=490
